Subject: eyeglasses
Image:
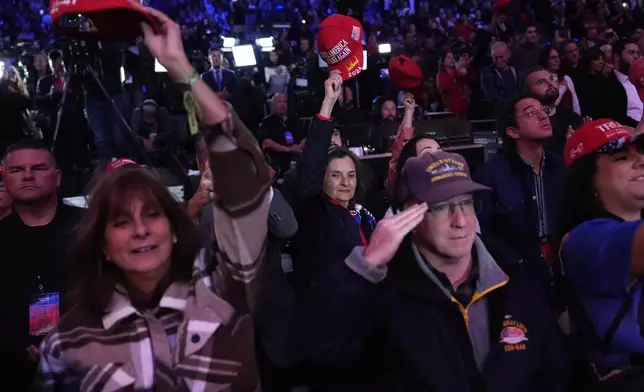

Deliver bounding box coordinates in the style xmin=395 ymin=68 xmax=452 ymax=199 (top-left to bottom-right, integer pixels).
xmin=426 ymin=198 xmax=479 ymax=219
xmin=521 ymin=107 xmax=548 ymax=118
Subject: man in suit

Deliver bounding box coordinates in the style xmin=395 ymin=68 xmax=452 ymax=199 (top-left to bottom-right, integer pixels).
xmin=201 ymin=47 xmax=238 ymax=100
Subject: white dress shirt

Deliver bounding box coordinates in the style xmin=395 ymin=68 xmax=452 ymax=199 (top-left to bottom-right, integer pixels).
xmin=615 ymin=70 xmax=643 ymax=122
xmin=555 ymin=75 xmax=582 ymax=116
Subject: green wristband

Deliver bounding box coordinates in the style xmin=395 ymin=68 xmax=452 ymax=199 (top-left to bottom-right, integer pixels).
xmin=181 ymin=69 xmax=199 ymax=85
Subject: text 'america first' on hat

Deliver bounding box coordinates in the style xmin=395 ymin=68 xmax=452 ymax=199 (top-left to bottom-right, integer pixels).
xmin=398 ymin=151 xmax=490 ymax=207
xmin=317 ymin=14 xmax=364 ymax=81
xmin=50 ymin=0 xmax=159 ymax=41
xmin=564 ymin=119 xmax=639 ymax=168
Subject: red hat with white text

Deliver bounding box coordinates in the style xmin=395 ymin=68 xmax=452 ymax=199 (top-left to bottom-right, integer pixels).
xmin=49 ymin=0 xmax=159 ymax=41
xmin=106 ymin=158 xmax=140 ymax=174
xmin=564 ymin=119 xmax=640 ymax=167
xmin=317 ymin=14 xmax=364 ymax=81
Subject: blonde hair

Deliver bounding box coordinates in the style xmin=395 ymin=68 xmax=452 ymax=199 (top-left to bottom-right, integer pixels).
xmin=4 ymin=66 xmax=29 ymax=97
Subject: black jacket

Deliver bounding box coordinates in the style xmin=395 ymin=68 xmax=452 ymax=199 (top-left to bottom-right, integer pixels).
xmin=291 ymin=237 xmax=571 ymax=391
xmin=289 ymin=116 xmax=374 ymax=292
xmin=201 ymin=68 xmax=238 ymax=96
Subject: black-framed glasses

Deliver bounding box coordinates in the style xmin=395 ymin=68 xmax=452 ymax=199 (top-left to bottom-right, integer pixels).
xmin=426 ymin=198 xmax=480 ymax=219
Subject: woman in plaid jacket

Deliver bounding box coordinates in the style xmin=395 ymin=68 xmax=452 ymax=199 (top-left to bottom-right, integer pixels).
xmin=33 ymin=4 xmax=275 ymax=391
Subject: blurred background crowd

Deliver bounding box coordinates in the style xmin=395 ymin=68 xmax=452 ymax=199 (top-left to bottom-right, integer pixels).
xmin=3 ymin=0 xmax=644 ymax=390
xmin=0 ymin=0 xmax=642 ymax=203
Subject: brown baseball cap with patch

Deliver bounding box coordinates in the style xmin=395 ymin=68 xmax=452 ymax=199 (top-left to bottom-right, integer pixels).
xmin=398 ymin=151 xmax=491 ymax=206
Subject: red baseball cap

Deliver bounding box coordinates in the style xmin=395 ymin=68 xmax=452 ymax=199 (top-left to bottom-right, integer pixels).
xmin=106 ymin=158 xmax=140 ymax=174
xmin=317 ymin=14 xmax=364 ymax=81
xmin=564 ymin=119 xmax=639 ymax=167
xmin=50 ymin=0 xmax=159 ymax=41
xmin=494 ymin=0 xmax=512 ymax=10
xmin=388 ymin=55 xmax=426 ymax=99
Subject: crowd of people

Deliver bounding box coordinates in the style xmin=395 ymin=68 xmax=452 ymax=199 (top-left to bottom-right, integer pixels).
xmin=2 ymin=0 xmax=644 ymax=391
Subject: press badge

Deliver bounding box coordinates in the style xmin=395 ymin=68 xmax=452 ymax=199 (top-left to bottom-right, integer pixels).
xmin=284 ymin=131 xmax=294 ymax=144
xmin=295 ymin=78 xmax=308 ymax=87
xmin=29 ymin=292 xmax=60 ymax=336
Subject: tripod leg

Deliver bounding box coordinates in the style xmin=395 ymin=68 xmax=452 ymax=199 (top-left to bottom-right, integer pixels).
xmin=51 ymin=69 xmax=73 ymax=153
xmin=86 ymin=64 xmax=155 ymax=169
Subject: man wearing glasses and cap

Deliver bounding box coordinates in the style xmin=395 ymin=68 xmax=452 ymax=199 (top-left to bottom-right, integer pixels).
xmin=292 ymin=151 xmax=569 ymax=391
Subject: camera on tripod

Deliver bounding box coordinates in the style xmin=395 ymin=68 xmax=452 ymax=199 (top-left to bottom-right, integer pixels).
xmin=63 ymin=40 xmax=101 ymax=85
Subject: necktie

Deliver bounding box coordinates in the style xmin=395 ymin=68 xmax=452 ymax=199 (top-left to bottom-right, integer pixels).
xmin=215 ymin=70 xmax=222 ymax=90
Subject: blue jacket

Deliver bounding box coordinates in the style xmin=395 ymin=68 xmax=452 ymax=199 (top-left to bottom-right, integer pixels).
xmin=474 ymin=150 xmax=566 ymax=292
xmin=562 ymin=218 xmax=644 ymax=380
xmin=292 ymin=237 xmax=570 ymax=391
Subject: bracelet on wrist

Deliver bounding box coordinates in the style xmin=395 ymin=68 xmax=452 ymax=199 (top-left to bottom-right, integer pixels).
xmin=179 ymin=69 xmax=199 ymax=85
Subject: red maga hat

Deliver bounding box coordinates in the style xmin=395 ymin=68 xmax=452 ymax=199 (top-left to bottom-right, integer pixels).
xmin=106 ymin=158 xmax=140 ymax=174
xmin=564 ymin=119 xmax=639 ymax=167
xmin=317 ymin=14 xmax=365 ymax=81
xmin=50 ymin=0 xmax=159 ymax=41
xmin=388 ymin=55 xmax=427 ymax=99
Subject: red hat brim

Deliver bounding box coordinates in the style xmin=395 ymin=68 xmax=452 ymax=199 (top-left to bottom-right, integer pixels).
xmin=50 ymin=0 xmax=159 ymax=41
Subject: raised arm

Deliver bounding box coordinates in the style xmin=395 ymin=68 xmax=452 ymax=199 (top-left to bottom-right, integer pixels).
xmin=138 ymin=4 xmax=271 ymax=310
xmin=295 ymin=73 xmax=342 ymax=201
xmin=385 ymin=93 xmax=415 ymax=198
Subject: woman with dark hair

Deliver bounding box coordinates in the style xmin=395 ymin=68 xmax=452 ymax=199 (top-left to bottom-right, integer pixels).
xmin=385 ymin=94 xmax=431 ymax=192
xmin=560 ymin=118 xmax=644 ymax=390
xmin=436 ymin=50 xmax=476 ymax=117
xmin=289 ymin=72 xmax=377 ymax=296
xmin=538 ymin=45 xmax=581 ymax=115
xmin=576 ymin=46 xmax=637 ymax=126
xmin=264 ymin=50 xmax=290 ymax=95
xmin=34 ymin=4 xmax=274 ymax=390
xmin=382 ymin=133 xmax=441 ymax=218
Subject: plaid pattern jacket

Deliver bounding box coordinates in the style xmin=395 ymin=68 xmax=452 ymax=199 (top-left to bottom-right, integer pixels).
xmin=34 ymin=119 xmax=273 ymax=391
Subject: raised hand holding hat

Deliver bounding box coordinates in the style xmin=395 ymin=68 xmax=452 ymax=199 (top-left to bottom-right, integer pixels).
xmin=388 ymin=55 xmax=426 ymax=99
xmin=129 ymin=1 xmax=192 ymax=82
xmin=49 ymin=0 xmax=160 ymax=41
xmin=320 ymin=71 xmax=343 ymax=118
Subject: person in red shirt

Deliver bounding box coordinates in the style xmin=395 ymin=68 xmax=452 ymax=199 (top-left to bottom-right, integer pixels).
xmin=454 ymin=14 xmax=476 ymax=44
xmin=436 ymin=51 xmax=476 ymax=117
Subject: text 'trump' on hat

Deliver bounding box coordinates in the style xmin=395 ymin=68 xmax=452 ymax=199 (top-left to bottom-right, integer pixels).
xmin=564 ymin=119 xmax=639 ymax=167
xmin=317 ymin=14 xmax=364 ymax=81
xmin=398 ymin=151 xmax=490 ymax=207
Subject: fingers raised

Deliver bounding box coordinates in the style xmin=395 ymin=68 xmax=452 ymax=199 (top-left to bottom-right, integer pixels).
xmin=129 ymin=0 xmax=174 ymax=25
xmin=381 ymin=203 xmax=427 ymax=229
